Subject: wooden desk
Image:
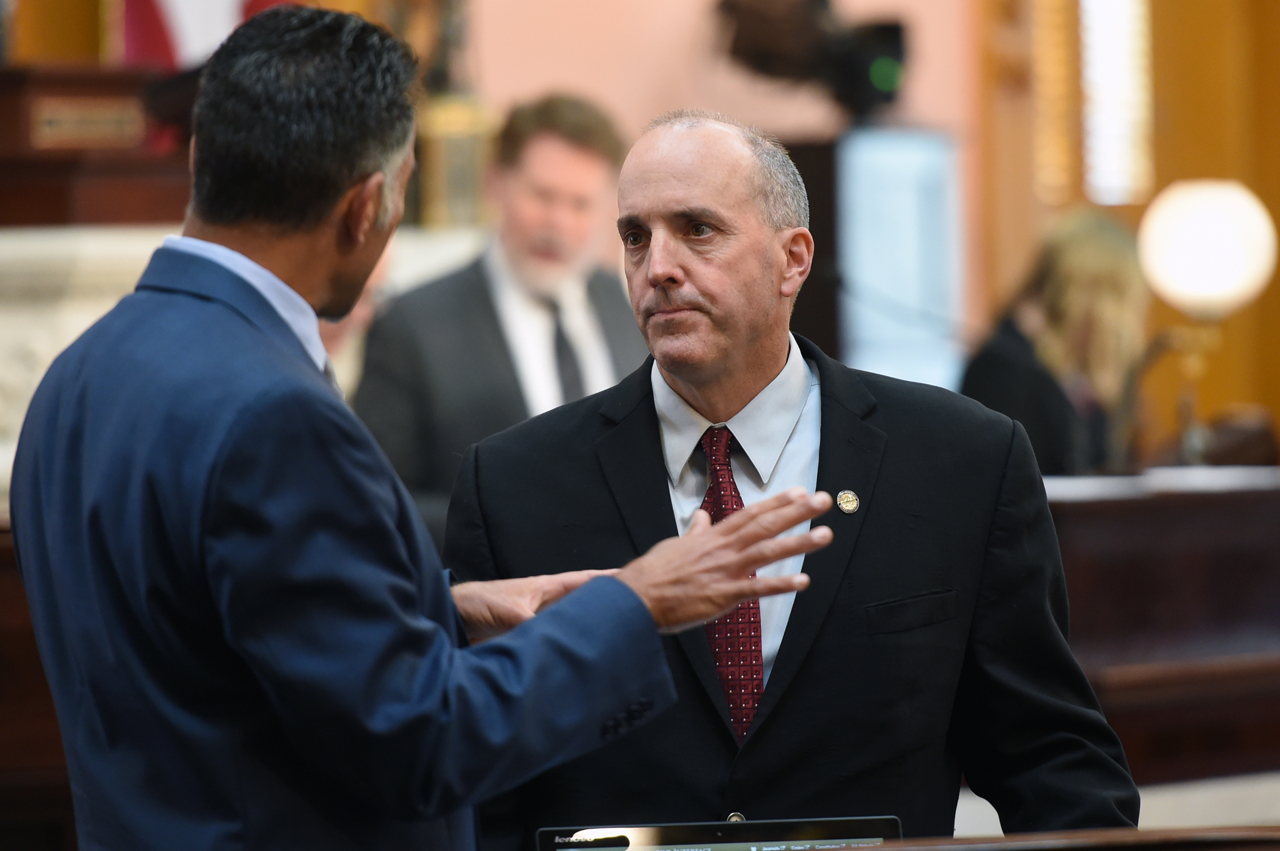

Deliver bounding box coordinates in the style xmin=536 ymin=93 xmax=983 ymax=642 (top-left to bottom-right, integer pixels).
xmin=0 ymin=67 xmax=190 ymax=225
xmin=1048 ymin=469 xmax=1280 ymax=785
xmin=888 ymin=827 xmax=1280 ymax=851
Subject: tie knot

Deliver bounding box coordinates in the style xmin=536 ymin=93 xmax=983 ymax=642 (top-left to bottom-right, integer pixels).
xmin=700 ymin=426 xmax=734 ymax=468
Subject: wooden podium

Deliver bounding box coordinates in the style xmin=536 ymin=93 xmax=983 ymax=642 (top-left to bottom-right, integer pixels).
xmin=0 ymin=67 xmax=191 ymax=226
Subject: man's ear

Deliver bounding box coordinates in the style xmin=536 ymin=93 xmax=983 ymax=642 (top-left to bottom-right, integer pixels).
xmin=779 ymin=227 xmax=815 ymax=298
xmin=342 ymin=171 xmax=386 ymax=247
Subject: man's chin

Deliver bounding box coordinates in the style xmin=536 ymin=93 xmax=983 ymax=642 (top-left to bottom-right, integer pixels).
xmin=650 ymin=336 xmax=715 ymax=377
xmin=510 ymin=256 xmax=579 ymax=296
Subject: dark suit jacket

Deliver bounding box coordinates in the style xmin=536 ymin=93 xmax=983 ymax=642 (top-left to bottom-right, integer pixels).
xmin=9 ymin=247 xmax=676 ymax=851
xmin=445 ymin=336 xmax=1139 ymax=849
xmin=354 ymin=258 xmax=649 ymax=547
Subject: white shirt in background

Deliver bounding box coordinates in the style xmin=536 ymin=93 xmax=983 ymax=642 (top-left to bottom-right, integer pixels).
xmin=483 ymin=242 xmax=617 ymax=417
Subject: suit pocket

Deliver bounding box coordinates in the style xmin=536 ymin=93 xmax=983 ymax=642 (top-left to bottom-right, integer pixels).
xmin=865 ymin=588 xmax=958 ymax=634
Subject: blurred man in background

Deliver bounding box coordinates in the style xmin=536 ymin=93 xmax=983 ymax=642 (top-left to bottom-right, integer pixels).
xmin=355 ymin=94 xmax=648 ymax=546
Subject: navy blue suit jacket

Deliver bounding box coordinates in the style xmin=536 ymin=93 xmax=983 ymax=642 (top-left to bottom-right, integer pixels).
xmin=10 ymin=247 xmax=676 ymax=851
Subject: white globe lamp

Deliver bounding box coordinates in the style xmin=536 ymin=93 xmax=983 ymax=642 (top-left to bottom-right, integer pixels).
xmin=1138 ymin=180 xmax=1277 ymax=321
xmin=1136 ymin=180 xmax=1277 ymax=463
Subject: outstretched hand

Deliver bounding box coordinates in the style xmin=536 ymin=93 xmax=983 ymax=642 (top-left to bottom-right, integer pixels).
xmin=452 ymin=570 xmax=614 ymax=643
xmin=619 ymin=487 xmax=833 ymax=634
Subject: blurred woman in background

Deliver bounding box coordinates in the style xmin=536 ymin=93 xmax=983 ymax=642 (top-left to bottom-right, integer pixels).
xmin=962 ymin=209 xmax=1149 ymax=475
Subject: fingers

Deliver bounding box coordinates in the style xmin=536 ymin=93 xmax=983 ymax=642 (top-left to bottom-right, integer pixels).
xmin=533 ymin=570 xmax=611 ymax=609
xmin=715 ymin=488 xmax=832 ymax=545
xmin=742 ymin=572 xmax=811 ymax=599
xmin=733 ymin=525 xmax=833 ymax=575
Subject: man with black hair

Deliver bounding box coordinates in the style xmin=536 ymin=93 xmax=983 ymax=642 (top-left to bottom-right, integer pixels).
xmin=9 ymin=11 xmax=834 ymax=850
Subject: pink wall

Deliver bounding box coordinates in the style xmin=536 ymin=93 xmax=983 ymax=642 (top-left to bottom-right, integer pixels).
xmin=462 ymin=0 xmax=983 ymax=314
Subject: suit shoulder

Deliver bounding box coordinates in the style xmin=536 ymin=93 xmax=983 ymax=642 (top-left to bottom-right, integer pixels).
xmin=372 ymin=261 xmax=486 ymax=330
xmin=473 ymin=385 xmax=624 ymax=460
xmin=853 ymin=368 xmax=1015 ymax=441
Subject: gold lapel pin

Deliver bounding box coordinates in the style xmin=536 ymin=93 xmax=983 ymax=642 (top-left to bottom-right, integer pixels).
xmin=836 ymin=490 xmax=860 ymax=514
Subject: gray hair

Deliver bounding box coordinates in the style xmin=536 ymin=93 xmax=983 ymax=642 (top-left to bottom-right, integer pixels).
xmin=646 ymin=109 xmax=810 ymax=230
xmin=374 ymin=129 xmax=416 ymax=229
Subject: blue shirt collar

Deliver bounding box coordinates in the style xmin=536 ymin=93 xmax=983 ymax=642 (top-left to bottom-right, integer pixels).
xmin=162 ymin=235 xmax=328 ymax=373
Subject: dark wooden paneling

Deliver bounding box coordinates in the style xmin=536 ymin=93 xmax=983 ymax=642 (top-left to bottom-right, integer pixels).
xmin=1052 ymin=488 xmax=1280 ymax=785
xmin=0 ymin=154 xmax=189 ymax=225
xmin=0 ymin=522 xmax=76 ymax=851
xmin=0 ymin=67 xmax=190 ymax=225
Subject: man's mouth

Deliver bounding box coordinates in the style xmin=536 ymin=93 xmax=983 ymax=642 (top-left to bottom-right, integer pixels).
xmin=649 ymin=305 xmax=700 ymax=320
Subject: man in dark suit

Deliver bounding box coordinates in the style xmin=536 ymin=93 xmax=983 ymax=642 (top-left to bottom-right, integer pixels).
xmin=355 ymin=95 xmax=648 ymax=546
xmin=445 ymin=111 xmax=1141 ymax=848
xmin=9 ymin=19 xmax=834 ymax=851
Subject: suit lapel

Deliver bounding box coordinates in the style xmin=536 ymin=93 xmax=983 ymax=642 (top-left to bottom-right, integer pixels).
xmin=594 ymin=366 xmax=733 ymax=728
xmin=748 ymin=339 xmax=887 ymax=739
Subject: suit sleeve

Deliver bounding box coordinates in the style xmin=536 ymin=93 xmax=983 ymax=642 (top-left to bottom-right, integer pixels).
xmin=952 ymin=421 xmax=1140 ymax=831
xmin=353 ymin=308 xmax=451 ymax=544
xmin=202 ymin=386 xmax=677 ymax=818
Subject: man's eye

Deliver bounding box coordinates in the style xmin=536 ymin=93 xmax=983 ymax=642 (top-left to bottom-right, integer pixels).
xmin=623 ymin=232 xmax=645 ymax=247
xmin=690 ymin=223 xmax=711 ymax=237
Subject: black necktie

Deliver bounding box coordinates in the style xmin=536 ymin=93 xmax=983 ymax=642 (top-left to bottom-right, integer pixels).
xmin=545 ymin=300 xmax=585 ymax=404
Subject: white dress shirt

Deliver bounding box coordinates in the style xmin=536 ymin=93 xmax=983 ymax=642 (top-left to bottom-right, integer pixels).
xmin=483 ymin=242 xmax=617 ymax=417
xmin=651 ymin=333 xmax=822 ymax=683
xmin=163 ymin=235 xmax=328 ymax=373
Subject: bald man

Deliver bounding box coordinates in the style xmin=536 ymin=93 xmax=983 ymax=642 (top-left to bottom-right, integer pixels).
xmin=445 ymin=111 xmax=1139 ymax=849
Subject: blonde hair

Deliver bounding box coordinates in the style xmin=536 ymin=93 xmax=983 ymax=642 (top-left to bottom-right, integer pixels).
xmin=1017 ymin=209 xmax=1149 ymax=408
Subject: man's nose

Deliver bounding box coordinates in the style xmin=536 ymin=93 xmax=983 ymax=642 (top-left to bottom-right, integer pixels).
xmin=645 ymin=230 xmax=682 ymax=287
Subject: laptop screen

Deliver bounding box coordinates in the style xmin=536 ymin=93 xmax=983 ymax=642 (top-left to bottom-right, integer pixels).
xmin=537 ymin=816 xmax=902 ymax=851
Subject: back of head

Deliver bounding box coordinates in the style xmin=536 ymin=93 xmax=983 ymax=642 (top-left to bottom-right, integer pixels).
xmin=191 ymin=6 xmax=419 ymax=232
xmin=495 ymin=94 xmax=626 ymax=171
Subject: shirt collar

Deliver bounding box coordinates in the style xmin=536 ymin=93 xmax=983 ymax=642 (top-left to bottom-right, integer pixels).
xmin=652 ymin=333 xmax=814 ymax=487
xmin=163 ymin=235 xmax=328 ymax=372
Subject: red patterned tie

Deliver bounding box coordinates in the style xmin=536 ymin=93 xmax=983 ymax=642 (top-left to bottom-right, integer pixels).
xmin=699 ymin=426 xmax=763 ymax=743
